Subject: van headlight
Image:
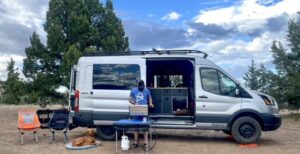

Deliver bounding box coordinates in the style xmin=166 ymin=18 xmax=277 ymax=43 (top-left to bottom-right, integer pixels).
xmin=259 ymin=94 xmax=275 ymax=106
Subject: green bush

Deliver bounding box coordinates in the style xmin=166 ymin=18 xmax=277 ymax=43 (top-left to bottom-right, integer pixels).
xmin=23 ymin=92 xmax=39 ymax=104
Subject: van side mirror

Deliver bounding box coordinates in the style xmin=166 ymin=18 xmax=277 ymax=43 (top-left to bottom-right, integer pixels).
xmin=235 ymin=88 xmax=240 ymax=96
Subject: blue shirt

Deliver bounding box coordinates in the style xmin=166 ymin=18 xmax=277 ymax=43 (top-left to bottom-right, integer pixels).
xmin=130 ymin=87 xmax=151 ymax=105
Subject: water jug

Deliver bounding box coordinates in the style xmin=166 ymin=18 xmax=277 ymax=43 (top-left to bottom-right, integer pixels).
xmin=121 ymin=135 xmax=130 ymax=150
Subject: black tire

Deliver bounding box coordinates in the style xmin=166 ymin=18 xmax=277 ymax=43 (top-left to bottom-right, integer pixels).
xmin=96 ymin=126 xmax=118 ymax=141
xmin=222 ymin=130 xmax=232 ymax=135
xmin=231 ymin=116 xmax=261 ymax=144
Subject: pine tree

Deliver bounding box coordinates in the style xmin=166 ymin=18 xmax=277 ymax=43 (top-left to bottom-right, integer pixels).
xmin=270 ymin=13 xmax=300 ymax=108
xmin=44 ymin=0 xmax=97 ymax=53
xmin=61 ymin=45 xmax=81 ymax=86
xmin=23 ymin=32 xmax=48 ymax=78
xmin=243 ymin=59 xmax=260 ymax=90
xmin=243 ymin=60 xmax=276 ymax=94
xmin=95 ymin=0 xmax=129 ymax=51
xmin=2 ymin=58 xmax=24 ymax=104
xmin=23 ymin=32 xmax=62 ymax=103
xmin=270 ymin=41 xmax=293 ymax=76
xmin=256 ymin=63 xmax=276 ymax=94
xmin=22 ymin=0 xmax=130 ymax=103
xmin=287 ymin=18 xmax=300 ymax=68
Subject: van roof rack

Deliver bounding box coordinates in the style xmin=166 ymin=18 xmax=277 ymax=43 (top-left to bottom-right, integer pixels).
xmin=82 ymin=49 xmax=208 ymax=58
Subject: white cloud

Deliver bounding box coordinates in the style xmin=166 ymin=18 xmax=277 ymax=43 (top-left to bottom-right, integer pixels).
xmin=147 ymin=14 xmax=154 ymax=18
xmin=0 ymin=54 xmax=25 ymax=81
xmin=195 ymin=0 xmax=299 ymax=25
xmin=187 ymin=0 xmax=298 ymax=80
xmin=0 ymin=0 xmax=47 ymax=39
xmin=161 ymin=11 xmax=182 ymax=21
xmin=0 ymin=0 xmax=48 ymax=81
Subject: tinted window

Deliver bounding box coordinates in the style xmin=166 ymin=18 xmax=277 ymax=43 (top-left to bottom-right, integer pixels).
xmin=200 ymin=69 xmax=220 ymax=94
xmin=72 ymin=71 xmax=77 ymax=90
xmin=93 ymin=64 xmax=140 ymax=90
xmin=218 ymin=71 xmax=238 ymax=97
xmin=200 ymin=68 xmax=239 ymax=97
xmin=239 ymin=87 xmax=252 ymax=98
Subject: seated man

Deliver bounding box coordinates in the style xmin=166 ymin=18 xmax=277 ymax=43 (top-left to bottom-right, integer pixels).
xmin=128 ymin=80 xmax=154 ymax=148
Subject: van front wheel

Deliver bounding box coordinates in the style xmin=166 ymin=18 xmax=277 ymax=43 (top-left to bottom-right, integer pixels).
xmin=96 ymin=126 xmax=117 ymax=141
xmin=231 ymin=117 xmax=261 ymax=144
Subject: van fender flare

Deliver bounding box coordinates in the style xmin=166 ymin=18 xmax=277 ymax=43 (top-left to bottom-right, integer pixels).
xmin=227 ymin=109 xmax=264 ymax=130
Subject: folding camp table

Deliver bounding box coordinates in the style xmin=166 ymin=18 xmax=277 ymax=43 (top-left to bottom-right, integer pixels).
xmin=113 ymin=119 xmax=152 ymax=153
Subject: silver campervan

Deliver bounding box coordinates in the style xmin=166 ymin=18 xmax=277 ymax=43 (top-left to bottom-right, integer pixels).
xmin=68 ymin=49 xmax=281 ymax=144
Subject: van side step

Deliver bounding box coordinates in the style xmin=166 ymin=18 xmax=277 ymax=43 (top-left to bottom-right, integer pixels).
xmin=151 ymin=120 xmax=194 ymax=125
xmin=152 ymin=124 xmax=196 ymax=129
xmin=149 ymin=115 xmax=194 ymax=119
xmin=150 ymin=114 xmax=195 ymax=126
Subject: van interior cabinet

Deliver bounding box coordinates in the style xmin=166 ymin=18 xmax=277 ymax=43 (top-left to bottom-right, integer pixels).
xmin=150 ymin=89 xmax=162 ymax=113
xmin=149 ymin=88 xmax=188 ymax=115
xmin=163 ymin=96 xmax=172 ymax=114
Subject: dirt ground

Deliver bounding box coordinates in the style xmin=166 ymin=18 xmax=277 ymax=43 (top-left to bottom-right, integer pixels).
xmin=1 ymin=105 xmax=300 ymax=154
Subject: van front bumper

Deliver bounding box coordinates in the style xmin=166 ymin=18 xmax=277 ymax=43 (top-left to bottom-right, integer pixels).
xmin=262 ymin=113 xmax=281 ymax=131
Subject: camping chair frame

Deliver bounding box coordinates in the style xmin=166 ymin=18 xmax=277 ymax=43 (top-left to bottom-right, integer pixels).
xmin=18 ymin=109 xmax=41 ymax=145
xmin=47 ymin=109 xmax=70 ymax=143
xmin=49 ymin=127 xmax=68 ymax=143
xmin=18 ymin=128 xmax=39 ymax=145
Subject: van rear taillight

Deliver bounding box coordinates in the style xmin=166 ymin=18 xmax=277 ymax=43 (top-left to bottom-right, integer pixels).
xmin=74 ymin=90 xmax=79 ymax=112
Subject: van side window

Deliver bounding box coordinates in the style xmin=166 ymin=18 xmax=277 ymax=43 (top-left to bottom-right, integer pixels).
xmin=71 ymin=70 xmax=77 ymax=91
xmin=200 ymin=68 xmax=238 ymax=97
xmin=200 ymin=69 xmax=220 ymax=94
xmin=93 ymin=64 xmax=141 ymax=90
xmin=218 ymin=71 xmax=238 ymax=97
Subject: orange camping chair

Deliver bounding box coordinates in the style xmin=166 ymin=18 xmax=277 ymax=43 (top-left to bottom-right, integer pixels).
xmin=18 ymin=109 xmax=41 ymax=144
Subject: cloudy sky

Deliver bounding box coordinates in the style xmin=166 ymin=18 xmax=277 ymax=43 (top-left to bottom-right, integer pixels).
xmin=0 ymin=0 xmax=299 ymax=82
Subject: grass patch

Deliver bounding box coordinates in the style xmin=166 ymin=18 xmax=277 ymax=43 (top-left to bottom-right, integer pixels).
xmin=282 ymin=113 xmax=300 ymax=121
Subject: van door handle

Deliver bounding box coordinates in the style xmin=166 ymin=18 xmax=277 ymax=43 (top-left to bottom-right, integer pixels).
xmin=90 ymin=91 xmax=93 ymax=95
xmin=198 ymin=95 xmax=208 ymax=99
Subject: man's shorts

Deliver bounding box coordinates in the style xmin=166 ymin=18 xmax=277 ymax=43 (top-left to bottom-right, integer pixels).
xmin=132 ymin=116 xmax=148 ymax=132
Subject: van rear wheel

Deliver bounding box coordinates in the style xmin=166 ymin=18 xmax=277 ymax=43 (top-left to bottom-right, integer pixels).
xmin=231 ymin=116 xmax=261 ymax=144
xmin=96 ymin=126 xmax=117 ymax=141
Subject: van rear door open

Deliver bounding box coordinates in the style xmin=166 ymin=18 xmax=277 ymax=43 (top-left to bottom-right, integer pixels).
xmin=69 ymin=65 xmax=78 ymax=111
xmin=79 ymin=65 xmax=93 ymax=112
xmin=89 ymin=58 xmax=146 ymax=125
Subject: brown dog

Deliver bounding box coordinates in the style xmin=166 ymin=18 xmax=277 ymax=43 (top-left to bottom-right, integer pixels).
xmin=72 ymin=129 xmax=96 ymax=147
